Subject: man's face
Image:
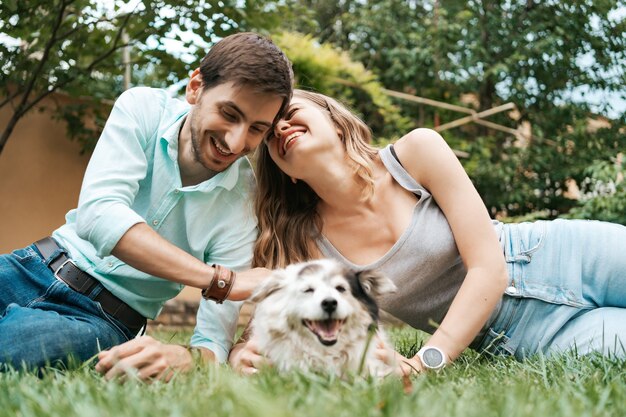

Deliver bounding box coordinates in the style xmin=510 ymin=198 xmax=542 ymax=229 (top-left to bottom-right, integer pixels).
xmin=182 ymin=78 xmax=284 ymax=178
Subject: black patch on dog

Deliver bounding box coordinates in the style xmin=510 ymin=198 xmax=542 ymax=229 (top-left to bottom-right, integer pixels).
xmin=346 ymin=270 xmax=380 ymax=323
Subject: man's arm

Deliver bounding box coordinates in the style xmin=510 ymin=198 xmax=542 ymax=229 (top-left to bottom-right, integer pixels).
xmin=111 ymin=222 xmax=267 ymax=298
xmin=97 ymin=205 xmax=267 ymax=381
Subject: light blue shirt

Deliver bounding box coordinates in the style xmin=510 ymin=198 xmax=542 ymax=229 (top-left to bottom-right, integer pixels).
xmin=53 ymin=87 xmax=257 ymax=361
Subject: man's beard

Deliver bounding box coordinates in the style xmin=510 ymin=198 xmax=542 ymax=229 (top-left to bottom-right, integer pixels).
xmin=189 ymin=118 xmax=220 ymax=178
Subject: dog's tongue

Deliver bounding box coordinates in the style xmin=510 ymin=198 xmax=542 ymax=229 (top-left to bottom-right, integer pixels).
xmin=305 ymin=319 xmax=344 ymax=345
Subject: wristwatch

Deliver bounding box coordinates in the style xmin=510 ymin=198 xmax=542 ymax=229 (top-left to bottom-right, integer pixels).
xmin=416 ymin=346 xmax=447 ymax=371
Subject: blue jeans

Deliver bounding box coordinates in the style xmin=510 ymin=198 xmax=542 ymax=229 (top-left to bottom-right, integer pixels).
xmin=0 ymin=244 xmax=133 ymax=370
xmin=473 ymin=219 xmax=626 ymax=359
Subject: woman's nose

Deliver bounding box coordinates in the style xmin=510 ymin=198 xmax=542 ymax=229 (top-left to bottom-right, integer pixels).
xmin=274 ymin=119 xmax=290 ymax=136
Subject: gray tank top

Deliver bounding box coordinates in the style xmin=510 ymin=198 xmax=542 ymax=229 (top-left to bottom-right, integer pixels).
xmin=317 ymin=144 xmax=502 ymax=333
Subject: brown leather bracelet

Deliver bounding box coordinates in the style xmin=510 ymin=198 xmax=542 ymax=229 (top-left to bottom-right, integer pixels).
xmin=201 ymin=264 xmax=236 ymax=304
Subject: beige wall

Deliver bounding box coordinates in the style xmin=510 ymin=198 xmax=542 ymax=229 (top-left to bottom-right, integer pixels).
xmin=0 ymin=93 xmax=200 ymax=301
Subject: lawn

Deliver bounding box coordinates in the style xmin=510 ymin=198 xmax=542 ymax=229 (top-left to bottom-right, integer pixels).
xmin=1 ymin=327 xmax=624 ymax=417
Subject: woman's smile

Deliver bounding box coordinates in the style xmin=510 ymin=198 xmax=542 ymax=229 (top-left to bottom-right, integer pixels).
xmin=278 ymin=127 xmax=307 ymax=156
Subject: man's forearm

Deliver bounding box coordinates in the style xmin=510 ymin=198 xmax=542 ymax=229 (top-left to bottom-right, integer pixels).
xmin=111 ymin=223 xmax=271 ymax=301
xmin=112 ymin=223 xmax=214 ymax=289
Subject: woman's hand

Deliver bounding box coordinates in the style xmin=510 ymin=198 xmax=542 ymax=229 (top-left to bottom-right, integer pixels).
xmin=228 ymin=336 xmax=270 ymax=375
xmin=374 ymin=338 xmax=424 ymax=376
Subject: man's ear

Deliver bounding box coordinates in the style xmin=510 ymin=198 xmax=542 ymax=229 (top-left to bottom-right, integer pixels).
xmin=356 ymin=269 xmax=396 ymax=299
xmin=185 ymin=68 xmax=203 ymax=105
xmin=249 ymin=270 xmax=288 ymax=303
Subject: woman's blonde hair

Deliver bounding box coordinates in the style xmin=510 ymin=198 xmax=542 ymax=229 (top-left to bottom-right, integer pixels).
xmin=253 ymin=90 xmax=379 ymax=268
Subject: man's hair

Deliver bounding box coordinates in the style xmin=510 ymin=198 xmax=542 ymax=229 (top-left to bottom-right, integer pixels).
xmin=199 ymin=32 xmax=294 ymax=121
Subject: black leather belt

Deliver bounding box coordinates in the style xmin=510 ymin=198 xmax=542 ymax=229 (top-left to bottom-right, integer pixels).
xmin=34 ymin=237 xmax=146 ymax=335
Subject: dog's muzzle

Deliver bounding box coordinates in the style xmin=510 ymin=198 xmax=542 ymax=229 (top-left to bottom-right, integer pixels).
xmin=321 ymin=297 xmax=337 ymax=314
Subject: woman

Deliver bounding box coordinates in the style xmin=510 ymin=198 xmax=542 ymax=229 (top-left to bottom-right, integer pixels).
xmin=229 ymin=89 xmax=626 ymax=375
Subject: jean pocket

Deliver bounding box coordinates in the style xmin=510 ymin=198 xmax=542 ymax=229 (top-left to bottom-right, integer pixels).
xmin=479 ymin=328 xmax=515 ymax=357
xmin=93 ymin=301 xmax=133 ymax=343
xmin=11 ymin=246 xmax=40 ymax=262
xmin=503 ymin=221 xmax=547 ymax=264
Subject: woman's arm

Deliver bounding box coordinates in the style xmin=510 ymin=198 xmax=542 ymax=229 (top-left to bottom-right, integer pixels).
xmin=394 ymin=128 xmax=508 ymax=363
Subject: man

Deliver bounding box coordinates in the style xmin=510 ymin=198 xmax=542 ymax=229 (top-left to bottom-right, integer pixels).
xmin=0 ymin=32 xmax=293 ymax=377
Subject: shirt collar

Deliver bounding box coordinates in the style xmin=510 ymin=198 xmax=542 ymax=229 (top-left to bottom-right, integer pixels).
xmin=160 ymin=110 xmax=252 ymax=192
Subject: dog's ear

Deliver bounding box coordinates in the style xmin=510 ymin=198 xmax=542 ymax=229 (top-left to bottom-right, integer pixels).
xmin=356 ymin=269 xmax=397 ymax=299
xmin=249 ymin=269 xmax=288 ymax=303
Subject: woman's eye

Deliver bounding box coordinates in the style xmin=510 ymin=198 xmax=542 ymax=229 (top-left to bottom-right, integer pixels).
xmin=285 ymin=107 xmax=299 ymax=120
xmin=335 ymin=285 xmax=346 ymax=293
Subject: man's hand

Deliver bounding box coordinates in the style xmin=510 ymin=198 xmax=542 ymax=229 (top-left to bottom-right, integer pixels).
xmin=228 ymin=267 xmax=271 ymax=301
xmin=96 ymin=336 xmax=207 ymax=382
xmin=228 ymin=337 xmax=270 ymax=375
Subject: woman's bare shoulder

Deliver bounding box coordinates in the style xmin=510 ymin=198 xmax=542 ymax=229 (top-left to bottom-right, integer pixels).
xmin=392 ymin=129 xmax=454 ymax=182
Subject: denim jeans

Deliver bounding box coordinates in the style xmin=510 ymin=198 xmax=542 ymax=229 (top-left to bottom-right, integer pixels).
xmin=473 ymin=219 xmax=626 ymax=359
xmin=0 ymin=244 xmax=133 ymax=370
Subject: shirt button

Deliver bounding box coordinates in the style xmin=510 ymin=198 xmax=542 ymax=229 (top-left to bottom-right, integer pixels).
xmin=152 ymin=220 xmax=159 ymax=226
xmin=505 ymin=286 xmax=518 ymax=295
xmin=174 ymin=189 xmax=179 ymax=194
xmin=108 ymin=262 xmax=113 ymax=267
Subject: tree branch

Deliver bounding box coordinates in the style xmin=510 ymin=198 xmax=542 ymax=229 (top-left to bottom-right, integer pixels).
xmin=0 ymin=90 xmax=22 ymax=109
xmin=9 ymin=0 xmax=71 ymax=119
xmin=16 ymin=12 xmax=133 ymax=118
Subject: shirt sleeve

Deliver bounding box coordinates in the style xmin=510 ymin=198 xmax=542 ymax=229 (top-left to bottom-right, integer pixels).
xmin=189 ymin=193 xmax=258 ymax=362
xmin=74 ymin=87 xmax=166 ymax=257
xmin=190 ymin=299 xmax=243 ymax=363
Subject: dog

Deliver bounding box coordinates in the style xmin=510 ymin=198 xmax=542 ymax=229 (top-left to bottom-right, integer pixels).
xmin=249 ymin=259 xmax=397 ymax=376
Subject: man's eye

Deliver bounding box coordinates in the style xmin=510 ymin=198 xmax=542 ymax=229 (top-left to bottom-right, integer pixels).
xmin=222 ymin=110 xmax=237 ymax=121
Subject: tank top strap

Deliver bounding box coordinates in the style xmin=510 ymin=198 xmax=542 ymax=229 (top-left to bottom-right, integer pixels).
xmin=379 ymin=144 xmax=430 ymax=197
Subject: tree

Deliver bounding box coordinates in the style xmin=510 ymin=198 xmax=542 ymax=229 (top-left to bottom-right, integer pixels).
xmin=0 ymin=0 xmax=296 ymax=155
xmin=273 ymin=32 xmax=410 ymax=140
xmin=282 ymin=0 xmax=626 ymax=219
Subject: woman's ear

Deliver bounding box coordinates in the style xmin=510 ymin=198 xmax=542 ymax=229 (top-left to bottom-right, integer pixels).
xmin=185 ymin=68 xmax=203 ymax=105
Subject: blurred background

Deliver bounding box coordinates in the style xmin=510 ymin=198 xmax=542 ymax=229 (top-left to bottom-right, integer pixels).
xmin=1 ymin=1 xmax=624 ymax=320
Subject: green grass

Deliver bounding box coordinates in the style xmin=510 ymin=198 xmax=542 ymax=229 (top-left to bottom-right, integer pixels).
xmin=1 ymin=327 xmax=625 ymax=417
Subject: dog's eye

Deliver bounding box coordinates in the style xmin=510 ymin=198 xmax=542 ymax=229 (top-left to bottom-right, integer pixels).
xmin=335 ymin=285 xmax=346 ymax=293
xmin=304 ymin=287 xmax=314 ymax=293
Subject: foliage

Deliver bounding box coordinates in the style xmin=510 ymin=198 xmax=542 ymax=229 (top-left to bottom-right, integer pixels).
xmin=2 ymin=327 xmax=626 ymax=417
xmin=273 ymin=32 xmax=411 ymax=141
xmin=0 ymin=0 xmax=298 ymax=154
xmin=566 ymin=155 xmax=626 ymax=225
xmin=466 ymin=112 xmax=626 ymax=218
xmin=283 ymin=0 xmax=626 ymax=219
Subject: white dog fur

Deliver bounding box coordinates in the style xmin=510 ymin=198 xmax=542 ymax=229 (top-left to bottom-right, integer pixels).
xmin=249 ymin=259 xmax=397 ymax=376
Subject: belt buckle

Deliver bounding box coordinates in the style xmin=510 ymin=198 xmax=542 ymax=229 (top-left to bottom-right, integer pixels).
xmin=54 ymin=258 xmax=76 ymax=282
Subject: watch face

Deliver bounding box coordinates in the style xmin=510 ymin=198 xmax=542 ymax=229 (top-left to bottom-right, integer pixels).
xmin=422 ymin=348 xmax=444 ymax=367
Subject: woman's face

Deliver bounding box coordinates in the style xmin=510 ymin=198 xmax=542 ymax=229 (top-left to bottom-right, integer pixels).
xmin=266 ymin=96 xmax=342 ymax=176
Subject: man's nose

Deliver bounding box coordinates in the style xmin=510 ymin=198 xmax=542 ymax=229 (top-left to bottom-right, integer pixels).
xmin=225 ymin=125 xmax=248 ymax=154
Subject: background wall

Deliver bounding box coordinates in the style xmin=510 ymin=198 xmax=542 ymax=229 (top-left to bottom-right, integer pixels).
xmin=0 ymin=93 xmax=200 ymax=304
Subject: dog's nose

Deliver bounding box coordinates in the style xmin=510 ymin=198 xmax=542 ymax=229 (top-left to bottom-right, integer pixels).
xmin=321 ymin=297 xmax=337 ymax=313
